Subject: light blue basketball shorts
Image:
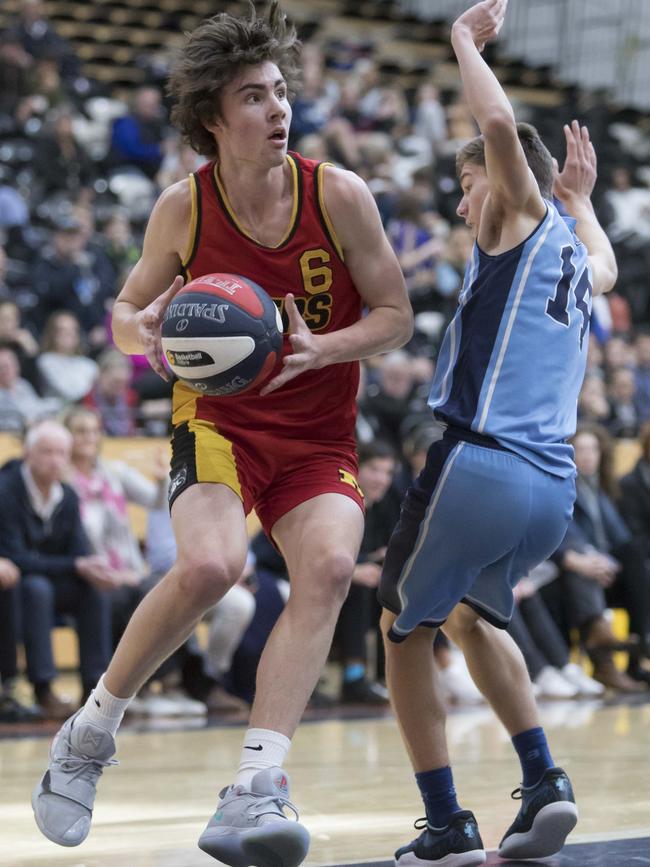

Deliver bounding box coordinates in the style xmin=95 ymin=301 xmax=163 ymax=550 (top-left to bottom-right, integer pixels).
xmin=379 ymin=430 xmax=575 ymax=642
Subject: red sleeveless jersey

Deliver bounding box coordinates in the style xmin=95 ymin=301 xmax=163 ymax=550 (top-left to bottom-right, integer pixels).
xmin=172 ymin=152 xmax=362 ymax=441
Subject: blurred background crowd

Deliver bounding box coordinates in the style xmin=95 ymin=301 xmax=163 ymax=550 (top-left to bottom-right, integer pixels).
xmin=0 ymin=0 xmax=648 ymax=724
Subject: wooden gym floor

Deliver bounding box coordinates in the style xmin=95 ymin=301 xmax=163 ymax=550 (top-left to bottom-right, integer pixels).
xmin=2 ymin=693 xmax=649 ymax=867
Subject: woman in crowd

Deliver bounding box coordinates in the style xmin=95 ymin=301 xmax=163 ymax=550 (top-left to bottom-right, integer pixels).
xmin=37 ymin=310 xmax=98 ymax=404
xmin=64 ymin=405 xmax=168 ymax=648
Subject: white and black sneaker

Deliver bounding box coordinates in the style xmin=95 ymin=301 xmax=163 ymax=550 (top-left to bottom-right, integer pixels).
xmin=394 ymin=810 xmax=486 ymax=866
xmin=498 ymin=767 xmax=578 ymax=859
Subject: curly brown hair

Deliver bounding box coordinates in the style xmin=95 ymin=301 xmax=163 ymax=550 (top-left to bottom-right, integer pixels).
xmin=168 ymin=1 xmax=300 ymax=160
xmin=456 ymin=122 xmax=554 ymax=199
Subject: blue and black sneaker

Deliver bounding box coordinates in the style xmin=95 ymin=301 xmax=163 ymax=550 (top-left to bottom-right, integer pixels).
xmin=498 ymin=766 xmax=578 ymax=860
xmin=394 ymin=809 xmax=485 ymax=866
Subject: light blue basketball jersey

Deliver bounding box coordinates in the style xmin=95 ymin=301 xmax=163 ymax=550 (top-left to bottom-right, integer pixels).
xmin=429 ymin=201 xmax=592 ymax=478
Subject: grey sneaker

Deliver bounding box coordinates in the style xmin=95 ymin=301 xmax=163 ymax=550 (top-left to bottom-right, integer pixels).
xmin=32 ymin=709 xmax=117 ymax=846
xmin=198 ymin=767 xmax=310 ymax=867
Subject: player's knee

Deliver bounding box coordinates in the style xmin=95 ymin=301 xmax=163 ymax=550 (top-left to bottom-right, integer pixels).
xmin=444 ymin=605 xmax=483 ymax=643
xmin=309 ymin=551 xmax=355 ymax=606
xmin=175 ymin=555 xmax=240 ymax=611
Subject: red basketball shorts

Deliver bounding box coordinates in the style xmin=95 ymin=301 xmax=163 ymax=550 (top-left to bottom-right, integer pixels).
xmin=168 ymin=417 xmax=364 ymax=537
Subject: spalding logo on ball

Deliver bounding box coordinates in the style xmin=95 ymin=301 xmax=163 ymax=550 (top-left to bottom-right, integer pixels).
xmin=161 ymin=273 xmax=284 ymax=396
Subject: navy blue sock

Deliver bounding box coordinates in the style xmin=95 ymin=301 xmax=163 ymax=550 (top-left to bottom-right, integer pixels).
xmin=512 ymin=727 xmax=554 ymax=788
xmin=415 ymin=766 xmax=461 ymax=829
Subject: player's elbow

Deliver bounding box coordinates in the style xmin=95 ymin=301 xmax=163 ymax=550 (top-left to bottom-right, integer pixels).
xmin=480 ymin=110 xmax=516 ymax=141
xmin=395 ymin=305 xmax=414 ymax=348
xmin=591 ymin=257 xmax=618 ymax=296
xmin=597 ymin=265 xmax=618 ymax=296
xmin=604 ymin=260 xmax=618 ymax=293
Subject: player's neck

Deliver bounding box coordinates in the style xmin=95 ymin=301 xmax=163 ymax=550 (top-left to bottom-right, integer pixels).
xmin=217 ymin=154 xmax=290 ymax=220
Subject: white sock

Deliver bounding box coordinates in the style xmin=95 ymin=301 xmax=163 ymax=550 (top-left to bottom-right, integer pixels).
xmin=77 ymin=674 xmax=134 ymax=737
xmin=235 ymin=728 xmax=291 ymax=789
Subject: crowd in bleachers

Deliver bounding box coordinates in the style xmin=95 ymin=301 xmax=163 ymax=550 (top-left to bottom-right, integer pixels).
xmin=0 ymin=0 xmax=649 ymax=723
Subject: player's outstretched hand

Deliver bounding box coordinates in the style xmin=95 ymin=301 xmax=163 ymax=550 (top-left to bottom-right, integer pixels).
xmin=260 ymin=293 xmax=324 ymax=395
xmin=553 ymin=119 xmax=597 ymax=204
xmin=452 ymin=0 xmax=508 ymax=52
xmin=135 ymin=275 xmax=184 ymax=380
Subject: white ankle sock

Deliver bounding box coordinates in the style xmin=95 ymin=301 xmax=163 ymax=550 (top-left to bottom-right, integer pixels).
xmin=77 ymin=674 xmax=134 ymax=737
xmin=235 ymin=728 xmax=291 ymax=789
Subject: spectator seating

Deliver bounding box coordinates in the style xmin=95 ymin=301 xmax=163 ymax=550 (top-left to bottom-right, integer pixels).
xmin=0 ymin=433 xmax=261 ymax=673
xmin=0 ymin=0 xmax=557 ymax=100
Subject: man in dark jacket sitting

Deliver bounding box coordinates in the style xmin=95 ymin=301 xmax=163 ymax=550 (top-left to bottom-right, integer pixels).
xmin=0 ymin=420 xmax=113 ymax=718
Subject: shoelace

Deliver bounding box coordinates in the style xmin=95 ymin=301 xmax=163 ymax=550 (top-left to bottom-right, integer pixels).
xmin=414 ymin=817 xmax=428 ymax=830
xmin=510 ymin=787 xmax=523 ymax=800
xmin=54 ymin=753 xmax=118 ymax=786
xmin=249 ymin=794 xmax=300 ymax=821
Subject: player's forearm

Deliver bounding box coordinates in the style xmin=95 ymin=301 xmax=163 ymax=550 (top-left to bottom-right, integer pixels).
xmin=112 ymin=299 xmax=145 ymax=355
xmin=317 ymin=305 xmax=413 ymax=366
xmin=451 ymin=24 xmax=514 ymax=133
xmin=563 ymin=196 xmax=618 ymax=291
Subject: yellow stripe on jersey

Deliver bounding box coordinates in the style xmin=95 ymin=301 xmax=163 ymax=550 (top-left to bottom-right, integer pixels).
xmin=189 ymin=417 xmax=242 ymax=500
xmin=181 ymin=173 xmax=198 ymax=267
xmin=317 ymin=163 xmax=344 ymax=262
xmin=279 ymin=154 xmax=299 ymax=247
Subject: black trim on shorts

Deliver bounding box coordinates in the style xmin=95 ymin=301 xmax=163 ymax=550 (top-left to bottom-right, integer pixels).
xmin=460 ymin=597 xmax=510 ymax=629
xmin=168 ymin=421 xmax=198 ymax=511
xmin=385 ymin=598 xmax=508 ymax=644
xmin=378 ymin=435 xmax=458 ymax=617
xmin=386 ymin=621 xmax=441 ymax=644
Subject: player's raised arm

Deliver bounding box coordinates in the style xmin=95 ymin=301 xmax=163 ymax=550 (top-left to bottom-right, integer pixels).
xmin=553 ymin=121 xmax=618 ymax=297
xmin=111 ymin=180 xmax=191 ymax=378
xmin=451 ymin=0 xmax=544 ymax=217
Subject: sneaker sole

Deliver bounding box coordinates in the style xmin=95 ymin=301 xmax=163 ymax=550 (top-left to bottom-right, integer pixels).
xmin=395 ymin=851 xmax=486 ymax=867
xmin=498 ymin=801 xmax=578 ymax=859
xmin=199 ymin=824 xmax=310 ymax=867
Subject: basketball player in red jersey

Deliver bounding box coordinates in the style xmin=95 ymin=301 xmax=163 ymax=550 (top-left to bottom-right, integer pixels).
xmin=32 ymin=4 xmax=412 ymax=865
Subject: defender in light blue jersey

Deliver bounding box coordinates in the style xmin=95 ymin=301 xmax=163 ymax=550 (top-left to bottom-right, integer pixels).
xmin=430 ymin=196 xmax=591 ymax=478
xmin=379 ymin=3 xmax=618 ymax=866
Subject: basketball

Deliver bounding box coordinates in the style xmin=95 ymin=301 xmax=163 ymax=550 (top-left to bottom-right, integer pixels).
xmin=161 ymin=273 xmax=284 ymax=396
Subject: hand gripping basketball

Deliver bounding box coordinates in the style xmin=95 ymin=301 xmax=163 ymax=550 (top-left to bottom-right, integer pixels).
xmin=136 ymin=275 xmax=185 ymax=380
xmin=260 ymin=293 xmax=323 ymax=395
